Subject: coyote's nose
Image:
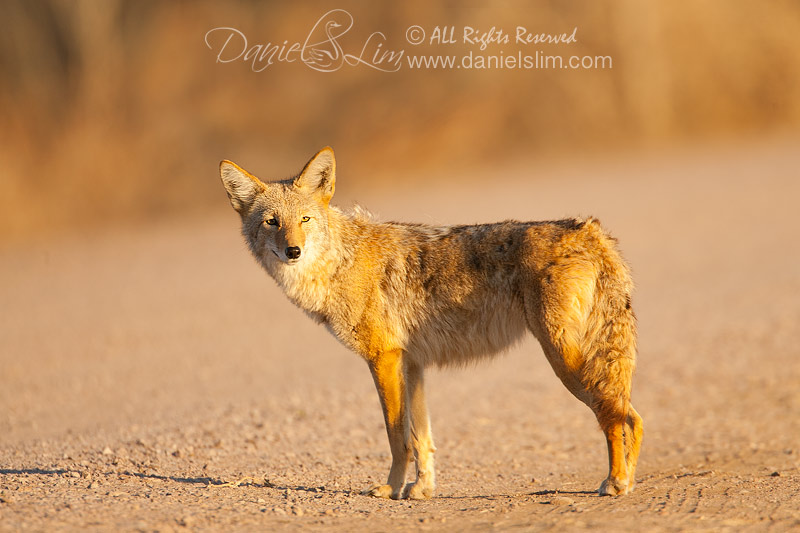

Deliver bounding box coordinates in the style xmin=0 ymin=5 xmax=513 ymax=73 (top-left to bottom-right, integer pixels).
xmin=286 ymin=246 xmax=301 ymax=260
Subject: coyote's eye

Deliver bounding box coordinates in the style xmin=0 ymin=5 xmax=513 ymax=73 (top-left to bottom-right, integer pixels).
xmin=301 ymin=216 xmax=311 ymax=223
xmin=265 ymin=217 xmax=278 ymax=226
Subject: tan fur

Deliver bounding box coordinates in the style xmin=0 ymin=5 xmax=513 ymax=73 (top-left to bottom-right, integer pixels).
xmin=219 ymin=147 xmax=643 ymax=499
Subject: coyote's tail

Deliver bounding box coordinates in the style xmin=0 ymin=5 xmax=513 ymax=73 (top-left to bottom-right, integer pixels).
xmin=579 ymin=218 xmax=637 ymax=422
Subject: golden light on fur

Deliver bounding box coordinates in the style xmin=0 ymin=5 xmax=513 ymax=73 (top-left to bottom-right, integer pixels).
xmin=219 ymin=148 xmax=642 ymax=499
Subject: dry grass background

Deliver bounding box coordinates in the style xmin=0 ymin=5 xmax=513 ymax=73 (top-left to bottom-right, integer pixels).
xmin=1 ymin=1 xmax=800 ymax=241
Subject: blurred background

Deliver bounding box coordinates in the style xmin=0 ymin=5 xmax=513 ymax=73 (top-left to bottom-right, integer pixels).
xmin=1 ymin=0 xmax=800 ymax=242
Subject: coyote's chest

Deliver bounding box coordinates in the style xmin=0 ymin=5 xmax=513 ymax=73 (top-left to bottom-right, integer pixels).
xmin=269 ymin=258 xmax=332 ymax=317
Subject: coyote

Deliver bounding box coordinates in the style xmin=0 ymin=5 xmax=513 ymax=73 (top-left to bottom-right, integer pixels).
xmin=219 ymin=147 xmax=642 ymax=499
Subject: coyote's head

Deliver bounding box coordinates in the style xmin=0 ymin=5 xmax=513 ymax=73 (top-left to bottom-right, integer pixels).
xmin=219 ymin=147 xmax=336 ymax=266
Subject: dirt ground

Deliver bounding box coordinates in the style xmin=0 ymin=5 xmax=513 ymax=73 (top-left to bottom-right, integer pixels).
xmin=1 ymin=138 xmax=799 ymax=532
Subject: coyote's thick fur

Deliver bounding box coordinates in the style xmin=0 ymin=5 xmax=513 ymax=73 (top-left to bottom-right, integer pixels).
xmin=219 ymin=147 xmax=643 ymax=499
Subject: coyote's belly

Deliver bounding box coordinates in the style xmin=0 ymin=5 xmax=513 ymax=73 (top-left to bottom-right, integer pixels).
xmin=405 ymin=288 xmax=528 ymax=367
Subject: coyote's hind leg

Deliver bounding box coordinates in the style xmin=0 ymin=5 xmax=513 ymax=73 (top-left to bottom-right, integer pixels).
xmin=623 ymin=405 xmax=643 ymax=491
xmin=595 ymin=402 xmax=631 ymax=496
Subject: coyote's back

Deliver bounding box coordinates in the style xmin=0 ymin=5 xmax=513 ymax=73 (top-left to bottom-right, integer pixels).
xmin=219 ymin=147 xmax=642 ymax=500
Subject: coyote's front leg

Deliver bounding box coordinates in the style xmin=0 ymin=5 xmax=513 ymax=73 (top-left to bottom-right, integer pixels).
xmin=402 ymin=359 xmax=436 ymax=499
xmin=361 ymin=350 xmax=411 ymax=499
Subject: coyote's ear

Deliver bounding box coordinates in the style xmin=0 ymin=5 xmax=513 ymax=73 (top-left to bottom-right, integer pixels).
xmin=219 ymin=160 xmax=265 ymax=214
xmin=294 ymin=147 xmax=335 ymax=206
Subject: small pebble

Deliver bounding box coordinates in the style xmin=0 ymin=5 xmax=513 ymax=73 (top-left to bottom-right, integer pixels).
xmin=550 ymin=496 xmax=574 ymax=506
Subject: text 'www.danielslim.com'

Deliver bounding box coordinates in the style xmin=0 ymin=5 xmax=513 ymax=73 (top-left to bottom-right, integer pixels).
xmin=406 ymin=51 xmax=612 ymax=70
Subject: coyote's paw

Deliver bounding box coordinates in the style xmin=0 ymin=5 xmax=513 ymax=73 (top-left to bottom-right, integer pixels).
xmin=403 ymin=482 xmax=434 ymax=500
xmin=598 ymin=477 xmax=630 ymax=496
xmin=361 ymin=484 xmax=401 ymax=499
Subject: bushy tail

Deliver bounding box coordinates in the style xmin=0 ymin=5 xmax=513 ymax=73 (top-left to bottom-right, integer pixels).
xmin=578 ymin=218 xmax=637 ymax=423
